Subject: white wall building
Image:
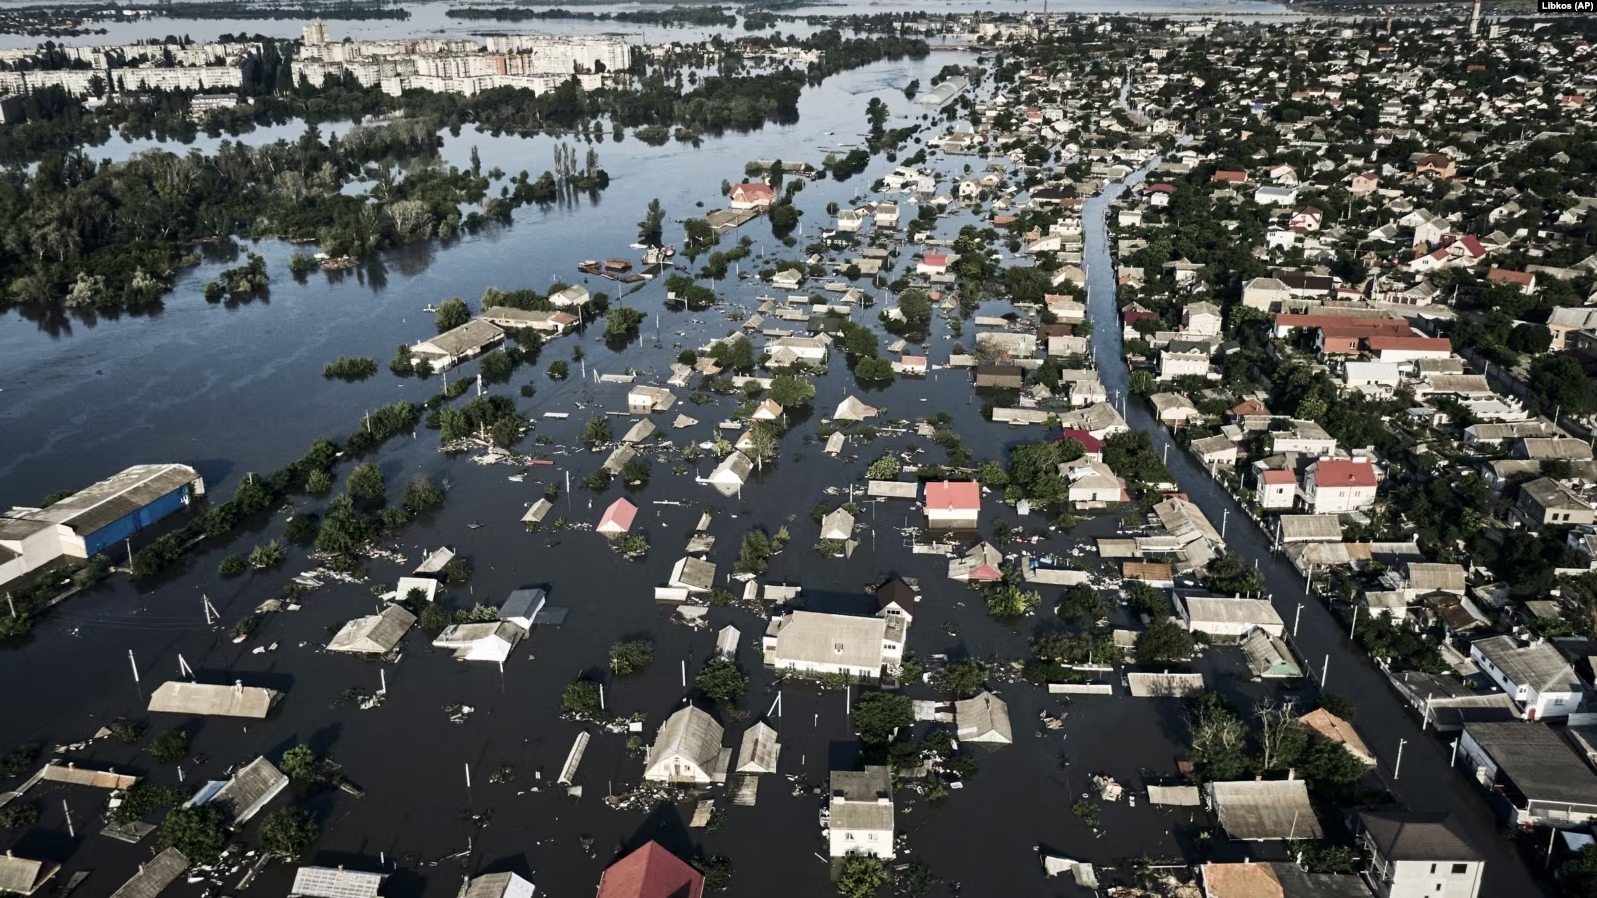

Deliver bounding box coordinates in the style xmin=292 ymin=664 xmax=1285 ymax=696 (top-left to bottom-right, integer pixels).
xmin=828 ymin=766 xmax=895 ymax=859
xmin=763 ymin=611 xmax=905 ymax=680
xmin=1469 ymin=635 xmax=1583 ymax=719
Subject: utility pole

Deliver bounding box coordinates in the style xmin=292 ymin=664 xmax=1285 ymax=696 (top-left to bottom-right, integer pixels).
xmin=1349 ymin=605 xmax=1359 ymax=639
xmin=1394 ymin=738 xmax=1408 ymax=779
xmin=1294 ymin=603 xmax=1304 ymax=638
xmin=128 ymin=650 xmax=140 ymax=684
xmin=1320 ymin=653 xmax=1329 ymax=689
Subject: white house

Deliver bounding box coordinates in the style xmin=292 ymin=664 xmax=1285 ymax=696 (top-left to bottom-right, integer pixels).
xmin=828 ymin=766 xmax=894 ymax=859
xmin=431 ymin=621 xmax=524 ymax=663
xmin=1357 ymin=811 xmax=1484 ymax=898
xmin=1256 ymin=469 xmax=1297 ymax=510
xmin=1300 ymin=459 xmax=1378 ymax=514
xmin=874 ymin=203 xmax=900 ymax=227
xmin=643 ymin=705 xmax=730 ymax=785
xmin=1469 ymin=635 xmax=1583 ymax=720
xmin=1343 ymin=361 xmax=1402 ymax=392
xmin=1062 ymin=458 xmax=1127 ymax=506
xmin=763 ymin=610 xmax=905 ymax=680
xmin=917 ymin=253 xmax=950 ymax=276
xmin=707 ymin=451 xmax=754 ymax=497
xmin=836 ymin=209 xmax=865 ymax=232
xmin=1254 ymin=186 xmax=1298 ymax=206
xmin=1177 ymin=596 xmax=1284 ymax=639
xmin=1159 ymin=349 xmax=1210 ymax=380
xmin=1183 ymin=302 xmax=1221 ymax=337
xmin=1242 ymin=277 xmax=1290 ymax=311
xmin=923 ymin=480 xmax=980 ymax=528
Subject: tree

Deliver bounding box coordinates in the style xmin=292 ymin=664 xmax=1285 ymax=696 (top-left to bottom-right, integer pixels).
xmin=1129 ymin=370 xmax=1155 ymax=395
xmin=769 ymin=374 xmax=815 ymax=408
xmin=402 ymin=475 xmax=445 ymax=513
xmin=867 ymin=456 xmax=900 ymax=480
xmin=1562 ymin=845 xmax=1597 ymax=898
xmin=435 ymin=298 xmax=470 ymax=332
xmin=305 ymin=469 xmax=334 ymax=495
xmin=1186 ymin=694 xmax=1251 ymax=782
xmin=247 ymin=540 xmax=285 ymax=569
xmin=638 ymin=198 xmax=665 ymax=246
xmin=696 ymin=658 xmax=748 ymax=704
xmin=1057 ymin=583 xmax=1107 ymax=625
xmin=837 ymin=854 xmax=888 ymax=898
xmin=986 ymin=582 xmax=1041 ymax=618
xmin=149 ymin=730 xmax=189 ymax=764
xmin=547 ymin=360 xmax=570 ymax=380
xmin=932 ymin=659 xmax=987 ymax=699
xmin=479 ymin=349 xmax=514 ymax=382
xmin=853 ymin=691 xmax=913 ymax=743
xmin=1254 ymin=699 xmax=1308 ymax=772
xmin=621 ymin=458 xmax=650 ymax=485
xmin=1135 ymin=617 xmax=1194 ymax=664
xmin=1300 ymin=740 xmax=1368 ymax=788
xmin=584 ymin=416 xmax=612 ymax=447
xmin=158 ymin=805 xmax=226 ymax=864
xmin=1202 ymin=551 xmax=1264 ymax=595
xmin=605 ymin=306 xmax=645 ymax=337
xmin=347 ymin=463 xmax=385 ymax=500
xmin=1529 ymin=353 xmax=1597 ymax=417
xmin=855 ymin=357 xmax=895 ymax=383
xmin=562 ymin=679 xmax=604 ymax=716
xmin=1318 ymin=693 xmax=1357 ymax=722
xmin=280 ymin=745 xmax=321 ymax=782
xmin=259 ymin=807 xmax=319 ymax=860
xmin=314 ymin=495 xmax=371 ymax=561
xmin=897 ymin=288 xmax=932 ymax=322
xmin=609 ymin=640 xmax=655 ymax=676
xmin=1125 ymin=581 xmax=1167 ymax=617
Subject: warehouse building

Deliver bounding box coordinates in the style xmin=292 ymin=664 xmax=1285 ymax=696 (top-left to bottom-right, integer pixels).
xmin=0 ymin=464 xmax=204 ymax=587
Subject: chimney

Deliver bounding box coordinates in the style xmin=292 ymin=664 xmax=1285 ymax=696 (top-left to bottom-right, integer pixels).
xmin=1288 ymin=768 xmax=1297 ymax=781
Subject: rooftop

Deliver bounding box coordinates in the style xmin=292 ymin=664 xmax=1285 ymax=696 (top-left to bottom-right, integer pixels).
xmin=1471 ymin=635 xmax=1581 ymax=693
xmin=1464 ymin=721 xmax=1597 ymax=805
xmin=1208 ymin=779 xmax=1323 ymax=841
xmin=12 ymin=464 xmax=200 ymax=539
xmin=1358 ymin=811 xmax=1482 ymax=862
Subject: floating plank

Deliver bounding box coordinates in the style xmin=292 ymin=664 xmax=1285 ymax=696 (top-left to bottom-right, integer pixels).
xmin=689 ymin=800 xmax=715 ymax=827
xmin=731 ymin=774 xmax=759 ymax=807
xmin=557 ymin=732 xmax=590 ymax=786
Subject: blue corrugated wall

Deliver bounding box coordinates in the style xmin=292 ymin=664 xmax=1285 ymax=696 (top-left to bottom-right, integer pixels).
xmin=82 ymin=485 xmax=193 ymax=557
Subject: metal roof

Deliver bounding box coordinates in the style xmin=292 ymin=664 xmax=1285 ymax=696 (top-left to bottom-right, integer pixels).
xmin=0 ymin=855 xmax=55 ymax=895
xmin=290 ymin=867 xmax=386 ymax=898
xmin=461 ymin=873 xmax=533 ymax=898
xmin=23 ymin=464 xmax=200 ymax=538
xmin=1184 ymin=597 xmax=1283 ymax=628
xmin=954 ymin=691 xmax=1013 ymax=743
xmin=207 ymin=756 xmax=289 ymax=825
xmin=148 ymin=681 xmax=280 ymax=718
xmin=1357 ymin=811 xmax=1482 ymax=862
xmin=1127 ymin=672 xmax=1206 ymax=697
xmin=1207 ymin=779 xmax=1323 ymax=841
xmin=1406 ymin=562 xmax=1466 ymax=592
xmin=1465 ymin=722 xmax=1597 ymax=805
xmin=416 ymin=319 xmax=504 ymax=358
xmin=1470 ymin=635 xmax=1580 ymax=693
xmin=645 ymin=706 xmax=725 ymax=779
xmin=735 ymin=722 xmax=781 ymax=773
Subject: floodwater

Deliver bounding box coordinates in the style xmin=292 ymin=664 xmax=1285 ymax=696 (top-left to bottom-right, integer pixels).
xmin=0 ymin=0 xmax=1297 ymax=50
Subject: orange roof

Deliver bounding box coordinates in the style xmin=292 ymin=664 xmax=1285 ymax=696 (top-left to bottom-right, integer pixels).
xmin=1486 ymin=268 xmax=1535 ymax=287
xmin=1202 ymin=863 xmax=1283 ymax=898
xmin=596 ymin=842 xmax=704 ymax=898
xmin=731 ymin=182 xmax=774 ymax=200
xmin=923 ymin=253 xmax=949 ymax=267
xmin=597 ymin=497 xmax=638 ymax=534
xmin=900 ymin=355 xmax=928 ymax=366
xmin=925 ymin=480 xmax=980 ymax=512
xmin=1260 ymin=470 xmax=1297 ymax=485
xmin=1275 ymin=314 xmax=1406 ymax=334
xmin=1299 ymin=708 xmax=1376 ymax=763
xmin=1123 ymin=561 xmax=1173 ymax=581
xmin=1311 ymin=460 xmax=1377 ymax=488
xmin=1366 ymin=335 xmax=1452 ymax=352
xmin=1231 ymin=399 xmax=1270 ymax=417
xmin=1212 ymin=170 xmax=1248 ymax=182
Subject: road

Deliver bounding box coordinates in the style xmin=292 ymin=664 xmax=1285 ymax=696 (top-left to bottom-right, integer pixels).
xmin=1078 ymin=164 xmax=1549 ymax=894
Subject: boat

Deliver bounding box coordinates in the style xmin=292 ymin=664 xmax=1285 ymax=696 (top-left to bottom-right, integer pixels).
xmin=628 ymin=242 xmax=647 ymax=250
xmin=603 ymin=259 xmax=633 ymax=273
xmin=578 ymin=260 xmax=604 ymax=275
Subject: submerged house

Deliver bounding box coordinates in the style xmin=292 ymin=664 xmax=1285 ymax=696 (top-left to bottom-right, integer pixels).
xmin=707 ymin=451 xmax=754 ymax=497
xmin=828 ymin=765 xmax=895 ymax=859
xmin=954 ymin=691 xmax=1013 ymax=744
xmin=185 ymin=755 xmax=289 ymax=827
xmin=763 ymin=610 xmax=906 ymax=681
xmin=643 ymin=705 xmax=730 ymax=785
xmin=326 ymin=603 xmax=416 ymax=654
xmin=735 ymin=721 xmax=782 ymax=774
xmin=410 ymin=319 xmax=504 ymax=371
xmin=595 ymin=842 xmax=703 ymax=898
xmin=148 ymin=681 xmax=281 ymax=719
xmin=432 ymin=621 xmax=524 ymax=664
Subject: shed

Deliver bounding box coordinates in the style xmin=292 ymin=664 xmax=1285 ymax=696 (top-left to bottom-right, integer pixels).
xmin=1147 ymin=785 xmax=1202 ymax=806
xmin=1127 ymin=672 xmax=1206 ymax=697
xmin=954 ymin=691 xmax=1013 ymax=744
xmin=1241 ymin=628 xmax=1301 ymax=678
xmin=414 ymin=546 xmax=455 ymax=574
xmin=431 ymin=622 xmax=523 ymax=663
xmin=867 ymin=480 xmax=918 ymax=499
xmin=834 ymin=396 xmax=878 ymax=421
xmin=735 ymin=721 xmax=782 ymax=774
xmin=108 ymin=848 xmax=188 ymax=898
xmin=644 ymin=705 xmax=730 ymax=785
xmin=825 ymin=432 xmax=846 ymax=455
xmin=1206 ymin=779 xmax=1323 ymax=841
xmin=290 ymin=866 xmax=387 ymax=898
xmin=1276 ymin=515 xmax=1344 ymax=544
xmin=621 ymin=419 xmax=657 ymax=445
xmin=394 ymin=576 xmax=438 ymax=604
xmin=148 ymin=681 xmax=281 ymax=719
xmin=522 ymin=499 xmax=553 ymax=524
xmin=716 ymin=625 xmax=740 ymax=660
xmin=327 ymin=604 xmax=416 ymax=654
xmin=603 ymin=445 xmax=637 ymax=476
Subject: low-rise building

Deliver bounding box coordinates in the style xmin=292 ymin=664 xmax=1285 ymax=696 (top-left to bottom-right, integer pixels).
xmin=763 ymin=610 xmax=905 ymax=680
xmin=1469 ymin=635 xmax=1583 ymax=719
xmin=828 ymin=766 xmax=894 ymax=858
xmin=1458 ymin=721 xmax=1597 ymax=825
xmin=1300 ymin=459 xmax=1378 ymax=514
xmin=1356 ymin=811 xmax=1483 ymax=898
xmin=924 ymin=481 xmax=980 ymax=529
xmin=1177 ymin=595 xmax=1284 ymax=639
xmin=1515 ymin=477 xmax=1596 ymax=529
xmin=643 ymin=705 xmax=729 ymax=785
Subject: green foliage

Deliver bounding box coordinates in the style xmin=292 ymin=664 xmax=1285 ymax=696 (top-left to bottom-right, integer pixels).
xmin=109 ymin=720 xmax=146 ymax=745
xmin=693 ymin=856 xmax=734 ymax=892
xmin=735 ymin=529 xmax=773 ymax=575
xmin=479 ymin=349 xmax=515 ymax=382
xmin=867 ymin=456 xmax=900 ymax=480
xmin=621 ymin=458 xmax=650 ymax=485
xmin=897 ymin=288 xmax=932 ymax=322
xmin=562 ymin=679 xmax=604 ymax=716
xmin=304 ymin=469 xmax=334 ymax=495
xmin=1202 ymin=551 xmax=1264 ymax=595
xmin=1103 ymin=431 xmax=1172 ymax=488
xmin=110 ymin=783 xmax=186 ymax=824
xmin=232 ymin=616 xmax=259 ymax=640
xmin=149 ymin=730 xmax=189 ymax=764
xmin=158 ymin=805 xmax=227 ymax=864
xmin=419 ymin=601 xmax=450 ymax=634
xmin=547 ymin=359 xmax=570 ymax=380
xmin=1530 ymin=353 xmax=1597 ymax=417
xmin=219 ymin=554 xmax=248 ymax=577
xmin=584 ymin=416 xmax=613 ymax=447
xmin=247 ymin=539 xmax=286 ymax=569
xmin=323 ymin=356 xmax=379 ymax=380
xmin=605 ymin=305 xmax=645 ymax=337
xmin=1071 ymin=799 xmax=1101 ymax=831
xmin=853 ymin=691 xmax=913 ymax=743
xmin=1318 ymin=693 xmax=1357 ymax=722
xmin=837 ymin=854 xmax=888 ymax=898
xmin=346 ymin=463 xmax=385 ymax=500
xmin=854 ymin=357 xmax=895 ymax=383
xmin=1300 ymin=740 xmax=1368 ymax=788
xmin=609 ymin=640 xmax=655 ymax=676
xmin=612 ymin=533 xmax=648 ymax=559
xmin=1005 ymin=440 xmax=1082 ymax=510
xmin=435 ymin=297 xmax=471 ymax=331
xmin=0 ymin=802 xmax=37 ymax=829
xmin=402 ymin=475 xmax=445 ymax=513
xmin=986 ymin=581 xmax=1041 ymax=618
xmin=315 ymin=495 xmax=376 ymax=563
xmin=260 ymin=807 xmax=319 ymax=860
xmin=932 ymin=659 xmax=987 ymax=699
xmin=280 ymin=745 xmax=321 ymax=782
xmin=696 ymin=658 xmax=748 ymax=704
xmin=1185 ymin=693 xmax=1251 ymax=782
xmin=1129 ymin=370 xmax=1155 ymax=395
xmin=1124 ymin=581 xmax=1167 ymax=617
xmin=1562 ymin=845 xmax=1597 ymax=898
xmin=1057 ymin=584 xmax=1108 ymax=626
xmin=1135 ymin=617 xmax=1194 ymax=664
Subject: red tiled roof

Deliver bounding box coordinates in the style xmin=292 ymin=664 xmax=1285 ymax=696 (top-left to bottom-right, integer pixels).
xmin=1486 ymin=268 xmax=1535 ymax=287
xmin=1203 ymin=863 xmax=1283 ymax=898
xmin=596 ymin=842 xmax=704 ymax=898
xmin=1275 ymin=314 xmax=1406 ymax=334
xmin=925 ymin=480 xmax=980 ymax=512
xmin=731 ymin=182 xmax=774 ymax=200
xmin=1261 ymin=470 xmax=1297 ymax=485
xmin=1147 ymin=183 xmax=1176 ymax=194
xmin=1231 ymin=399 xmax=1270 ymax=417
xmin=1212 ymin=170 xmax=1248 ymax=182
xmin=1311 ymin=460 xmax=1377 ymax=488
xmin=597 ymin=498 xmax=638 ymax=533
xmin=923 ymin=253 xmax=949 ymax=267
xmin=1055 ymin=428 xmax=1105 ymax=452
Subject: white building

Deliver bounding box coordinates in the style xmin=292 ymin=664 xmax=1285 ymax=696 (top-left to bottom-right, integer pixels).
xmin=763 ymin=610 xmax=905 ymax=680
xmin=431 ymin=621 xmax=524 ymax=663
xmin=1256 ymin=469 xmax=1297 ymax=510
xmin=1177 ymin=596 xmax=1284 ymax=639
xmin=1357 ymin=811 xmax=1483 ymax=898
xmin=1300 ymin=459 xmax=1378 ymax=514
xmin=643 ymin=705 xmax=730 ymax=785
xmin=828 ymin=766 xmax=895 ymax=859
xmin=1469 ymin=635 xmax=1583 ymax=720
xmin=1159 ymin=349 xmax=1210 ymax=380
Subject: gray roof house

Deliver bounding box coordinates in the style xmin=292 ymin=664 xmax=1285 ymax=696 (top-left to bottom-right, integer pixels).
xmin=499 ymin=588 xmax=547 ymax=631
xmin=829 ymin=765 xmax=895 ymax=859
xmin=1459 ymin=721 xmax=1597 ymax=826
xmin=1206 ymin=779 xmax=1323 ymax=841
xmin=326 ymin=604 xmax=416 ymax=654
xmin=410 ymin=319 xmax=505 ymax=371
xmin=644 ymin=705 xmax=730 ymax=785
xmin=186 ymin=755 xmax=289 ymax=826
xmin=148 ymin=681 xmax=281 ymax=719
xmin=460 ymin=872 xmax=534 ymax=898
xmin=0 ymin=854 xmax=59 ymax=896
xmin=735 ymin=721 xmax=781 ymax=774
xmin=290 ymin=866 xmax=387 ymax=898
xmin=1356 ymin=811 xmax=1483 ymax=898
xmin=107 ymin=848 xmax=188 ymax=898
xmin=954 ymin=691 xmax=1013 ymax=744
xmin=1469 ymin=634 xmax=1583 ymax=720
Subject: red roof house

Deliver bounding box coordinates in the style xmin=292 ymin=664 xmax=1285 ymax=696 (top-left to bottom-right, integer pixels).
xmin=1054 ymin=427 xmax=1105 ymax=457
xmin=918 ymin=253 xmax=950 ymax=274
xmin=728 ymin=182 xmax=775 ymax=210
xmin=924 ymin=481 xmax=980 ymax=526
xmin=595 ymin=842 xmax=704 ymax=898
xmin=597 ymin=497 xmax=639 ymax=536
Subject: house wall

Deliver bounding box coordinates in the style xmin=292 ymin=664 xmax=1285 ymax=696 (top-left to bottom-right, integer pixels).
xmin=1367 ymin=855 xmax=1484 ymax=898
xmin=1259 ymin=483 xmax=1296 ymax=508
xmin=829 ymin=816 xmax=894 ymax=859
xmin=79 ymin=484 xmax=195 ymax=558
xmin=1302 ymin=480 xmax=1377 ymax=514
xmin=773 ymin=658 xmax=880 ymax=680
